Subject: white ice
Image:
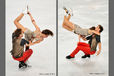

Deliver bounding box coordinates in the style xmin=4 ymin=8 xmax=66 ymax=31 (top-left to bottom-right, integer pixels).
xmin=58 ymin=0 xmax=109 ymax=76
xmin=6 ymin=0 xmax=56 ymax=76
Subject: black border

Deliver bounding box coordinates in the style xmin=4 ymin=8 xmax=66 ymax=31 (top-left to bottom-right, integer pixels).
xmin=56 ymin=0 xmax=58 ymax=76
xmin=1 ymin=0 xmax=114 ymax=76
xmin=0 ymin=0 xmax=5 ymax=76
xmin=109 ymin=0 xmax=114 ymax=76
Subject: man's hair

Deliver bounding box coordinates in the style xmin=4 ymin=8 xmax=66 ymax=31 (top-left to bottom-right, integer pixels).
xmin=98 ymin=25 xmax=104 ymax=33
xmin=89 ymin=26 xmax=95 ymax=30
xmin=42 ymin=29 xmax=53 ymax=36
xmin=14 ymin=29 xmax=22 ymax=38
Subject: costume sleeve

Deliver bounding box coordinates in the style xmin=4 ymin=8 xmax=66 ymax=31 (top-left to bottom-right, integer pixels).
xmin=96 ymin=35 xmax=101 ymax=43
xmin=12 ymin=33 xmax=16 ymax=39
xmin=86 ymin=35 xmax=92 ymax=40
xmin=20 ymin=39 xmax=29 ymax=46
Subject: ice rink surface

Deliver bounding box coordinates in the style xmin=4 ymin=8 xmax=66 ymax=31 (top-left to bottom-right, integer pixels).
xmin=58 ymin=0 xmax=108 ymax=76
xmin=6 ymin=0 xmax=56 ymax=76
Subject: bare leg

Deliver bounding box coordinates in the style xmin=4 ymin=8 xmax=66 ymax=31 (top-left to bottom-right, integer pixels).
xmin=62 ymin=22 xmax=73 ymax=31
xmin=14 ymin=13 xmax=27 ymax=32
xmin=66 ymin=14 xmax=71 ymax=21
xmin=62 ymin=16 xmax=75 ymax=31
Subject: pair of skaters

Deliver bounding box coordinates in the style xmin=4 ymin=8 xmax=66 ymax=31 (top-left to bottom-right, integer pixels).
xmin=62 ymin=7 xmax=103 ymax=59
xmin=11 ymin=9 xmax=53 ymax=68
xmin=11 ymin=7 xmax=104 ymax=68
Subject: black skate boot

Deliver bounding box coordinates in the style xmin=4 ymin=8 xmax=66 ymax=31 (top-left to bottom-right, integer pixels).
xmin=19 ymin=61 xmax=27 ymax=69
xmin=66 ymin=55 xmax=75 ymax=59
xmin=25 ymin=61 xmax=32 ymax=67
xmin=81 ymin=55 xmax=90 ymax=58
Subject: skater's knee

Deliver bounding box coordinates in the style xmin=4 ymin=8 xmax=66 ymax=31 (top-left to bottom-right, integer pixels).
xmin=62 ymin=23 xmax=65 ymax=27
xmin=14 ymin=19 xmax=18 ymax=24
xmin=64 ymin=16 xmax=67 ymax=19
xmin=62 ymin=20 xmax=67 ymax=26
xmin=14 ymin=19 xmax=20 ymax=25
xmin=28 ymin=49 xmax=33 ymax=54
xmin=62 ymin=23 xmax=67 ymax=29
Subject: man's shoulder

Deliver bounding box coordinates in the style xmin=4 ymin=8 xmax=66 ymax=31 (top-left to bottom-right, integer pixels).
xmin=95 ymin=35 xmax=100 ymax=37
xmin=21 ymin=38 xmax=27 ymax=42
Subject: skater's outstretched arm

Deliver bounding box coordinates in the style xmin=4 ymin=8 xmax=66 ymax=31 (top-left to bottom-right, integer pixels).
xmin=27 ymin=38 xmax=43 ymax=46
xmin=96 ymin=42 xmax=101 ymax=56
xmin=28 ymin=11 xmax=41 ymax=32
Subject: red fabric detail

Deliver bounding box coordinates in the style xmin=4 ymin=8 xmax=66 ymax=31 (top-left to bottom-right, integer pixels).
xmin=13 ymin=49 xmax=33 ymax=63
xmin=70 ymin=42 xmax=95 ymax=57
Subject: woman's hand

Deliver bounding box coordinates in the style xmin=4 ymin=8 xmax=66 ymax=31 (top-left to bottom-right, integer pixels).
xmin=78 ymin=35 xmax=81 ymax=42
xmin=27 ymin=11 xmax=30 ymax=15
xmin=27 ymin=11 xmax=35 ymax=22
xmin=32 ymin=19 xmax=35 ymax=22
xmin=91 ymin=30 xmax=100 ymax=35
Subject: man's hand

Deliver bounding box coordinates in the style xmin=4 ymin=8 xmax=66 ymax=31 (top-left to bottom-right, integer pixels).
xmin=26 ymin=44 xmax=30 ymax=47
xmin=96 ymin=50 xmax=101 ymax=56
xmin=96 ymin=43 xmax=101 ymax=56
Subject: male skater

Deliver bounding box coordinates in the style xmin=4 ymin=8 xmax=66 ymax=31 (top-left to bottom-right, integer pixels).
xmin=11 ymin=29 xmax=33 ymax=68
xmin=66 ymin=25 xmax=103 ymax=59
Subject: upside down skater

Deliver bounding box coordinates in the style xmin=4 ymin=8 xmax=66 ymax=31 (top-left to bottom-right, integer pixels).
xmin=62 ymin=7 xmax=103 ymax=36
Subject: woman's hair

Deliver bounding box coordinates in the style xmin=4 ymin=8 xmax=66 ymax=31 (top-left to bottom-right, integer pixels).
xmin=42 ymin=29 xmax=54 ymax=36
xmin=89 ymin=25 xmax=104 ymax=33
xmin=98 ymin=25 xmax=104 ymax=33
xmin=89 ymin=26 xmax=95 ymax=30
xmin=13 ymin=29 xmax=22 ymax=38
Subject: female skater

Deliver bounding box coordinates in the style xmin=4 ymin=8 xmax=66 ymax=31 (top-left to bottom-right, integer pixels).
xmin=14 ymin=11 xmax=53 ymax=47
xmin=62 ymin=7 xmax=102 ymax=36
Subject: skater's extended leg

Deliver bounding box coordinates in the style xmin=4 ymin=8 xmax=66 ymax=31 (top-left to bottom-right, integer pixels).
xmin=23 ymin=49 xmax=33 ymax=63
xmin=62 ymin=22 xmax=73 ymax=31
xmin=66 ymin=14 xmax=71 ymax=21
xmin=14 ymin=13 xmax=27 ymax=32
xmin=70 ymin=47 xmax=80 ymax=57
xmin=62 ymin=16 xmax=75 ymax=31
xmin=13 ymin=49 xmax=33 ymax=62
xmin=70 ymin=45 xmax=91 ymax=57
xmin=63 ymin=7 xmax=73 ymax=19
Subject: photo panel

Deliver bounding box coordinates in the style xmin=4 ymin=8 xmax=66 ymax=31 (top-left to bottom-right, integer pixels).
xmin=58 ymin=0 xmax=109 ymax=76
xmin=6 ymin=0 xmax=56 ymax=76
